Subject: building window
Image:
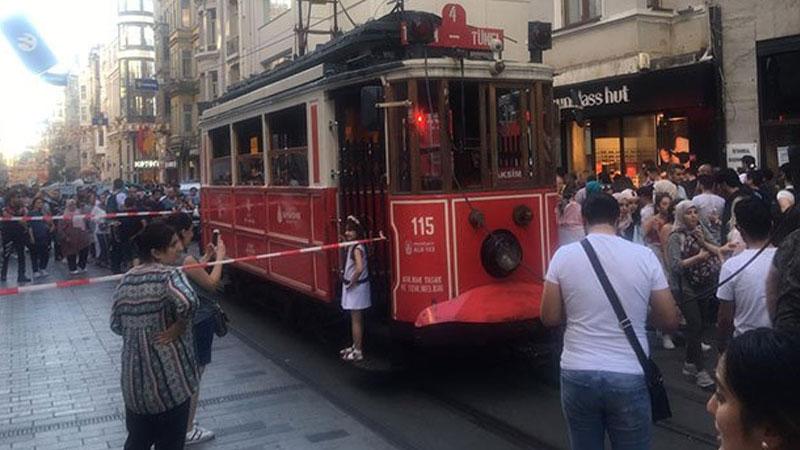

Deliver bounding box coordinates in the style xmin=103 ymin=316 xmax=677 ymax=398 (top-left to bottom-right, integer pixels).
xmin=130 ymin=95 xmax=156 ymax=118
xmin=180 ymin=0 xmax=192 ymax=27
xmin=120 ymin=0 xmax=153 ymax=14
xmin=98 ymin=127 xmax=105 ymax=147
xmin=181 ymin=50 xmax=193 ymax=78
xmin=80 ymin=85 xmax=87 ymax=99
xmin=563 ymin=0 xmax=600 ymax=27
xmin=268 ymin=105 xmax=308 ymax=186
xmin=119 ymin=23 xmax=154 ymax=49
xmin=183 ymin=104 xmax=193 ymax=134
xmin=757 ymin=37 xmax=800 ymax=169
xmin=125 ymin=59 xmax=155 ymax=80
xmin=262 ymin=0 xmax=291 ymax=24
xmin=210 ymin=71 xmax=219 ymax=98
xmin=206 ymin=8 xmax=217 ymax=50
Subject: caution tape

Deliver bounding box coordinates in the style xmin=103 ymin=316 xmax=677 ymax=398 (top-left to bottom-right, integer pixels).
xmin=0 ymin=210 xmax=186 ymax=223
xmin=0 ymin=235 xmax=385 ymax=297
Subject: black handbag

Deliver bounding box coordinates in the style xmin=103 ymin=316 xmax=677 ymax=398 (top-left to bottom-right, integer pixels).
xmin=580 ymin=239 xmax=673 ymax=422
xmin=212 ymin=303 xmax=229 ymax=337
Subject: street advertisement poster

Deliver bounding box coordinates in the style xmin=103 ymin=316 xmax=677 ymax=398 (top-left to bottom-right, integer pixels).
xmin=726 ymin=143 xmax=759 ymax=169
xmin=778 ymin=146 xmax=790 ymax=167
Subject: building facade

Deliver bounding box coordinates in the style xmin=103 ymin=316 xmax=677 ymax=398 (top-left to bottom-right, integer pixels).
xmin=78 ymin=47 xmax=108 ymax=182
xmin=155 ymin=0 xmax=201 ymax=183
xmin=107 ymin=0 xmax=160 ymax=183
xmin=721 ymin=0 xmax=800 ymax=170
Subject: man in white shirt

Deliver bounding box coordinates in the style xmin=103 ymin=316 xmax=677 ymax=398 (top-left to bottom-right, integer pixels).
xmin=541 ymin=193 xmax=679 ymax=450
xmin=717 ymin=197 xmax=774 ymax=352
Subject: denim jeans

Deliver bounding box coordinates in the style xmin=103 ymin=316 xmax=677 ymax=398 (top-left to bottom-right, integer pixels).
xmin=561 ymin=369 xmax=651 ymax=450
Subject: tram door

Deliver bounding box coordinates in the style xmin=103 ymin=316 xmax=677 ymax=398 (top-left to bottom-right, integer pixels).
xmin=334 ymin=87 xmax=390 ymax=320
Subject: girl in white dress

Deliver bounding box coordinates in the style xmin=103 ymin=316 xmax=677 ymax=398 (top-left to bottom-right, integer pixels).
xmin=340 ymin=216 xmax=370 ymax=361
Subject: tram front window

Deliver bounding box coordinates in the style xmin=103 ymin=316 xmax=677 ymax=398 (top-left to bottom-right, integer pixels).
xmin=496 ymin=87 xmax=524 ymax=182
xmin=416 ymin=80 xmax=443 ymax=192
xmin=449 ymin=81 xmax=482 ymax=189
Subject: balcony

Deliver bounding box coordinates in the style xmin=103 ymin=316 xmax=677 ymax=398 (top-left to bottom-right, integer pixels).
xmin=226 ymin=35 xmax=239 ymax=59
xmin=162 ymin=78 xmax=200 ymax=96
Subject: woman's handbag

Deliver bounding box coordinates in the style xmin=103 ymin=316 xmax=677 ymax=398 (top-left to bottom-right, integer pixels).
xmin=680 ymin=231 xmax=721 ymax=288
xmin=580 ymin=239 xmax=673 ymax=422
xmin=212 ymin=303 xmax=229 ymax=337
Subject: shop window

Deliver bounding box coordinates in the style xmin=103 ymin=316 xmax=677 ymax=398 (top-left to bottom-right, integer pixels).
xmin=209 ymin=126 xmax=232 ymax=185
xmin=563 ymin=0 xmax=600 ymax=27
xmin=759 ymin=50 xmax=800 ymax=122
xmin=496 ymin=87 xmax=524 ymax=182
xmin=592 ymin=117 xmax=621 ymax=175
xmin=234 ymin=117 xmax=264 ymax=185
xmin=656 ymin=114 xmax=690 ymax=168
xmin=449 ymin=81 xmax=483 ymax=189
xmin=415 ymin=80 xmax=443 ymax=191
xmin=268 ymin=105 xmax=308 ymax=186
xmin=623 ymin=115 xmax=656 ymax=182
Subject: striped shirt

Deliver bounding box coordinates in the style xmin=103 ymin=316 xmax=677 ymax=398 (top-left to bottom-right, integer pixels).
xmin=110 ymin=263 xmax=200 ymax=415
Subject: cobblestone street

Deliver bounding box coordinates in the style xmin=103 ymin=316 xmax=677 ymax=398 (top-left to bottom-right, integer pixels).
xmin=0 ymin=261 xmax=397 ymax=450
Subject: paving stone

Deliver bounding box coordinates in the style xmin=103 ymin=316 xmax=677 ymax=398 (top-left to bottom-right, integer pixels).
xmin=0 ymin=259 xmax=396 ymax=450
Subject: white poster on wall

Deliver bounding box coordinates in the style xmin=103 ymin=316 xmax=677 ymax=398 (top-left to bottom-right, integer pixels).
xmin=726 ymin=143 xmax=759 ymax=169
xmin=778 ymin=146 xmax=790 ymax=167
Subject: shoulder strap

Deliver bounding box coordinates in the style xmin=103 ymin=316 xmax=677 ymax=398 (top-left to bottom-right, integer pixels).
xmin=580 ymin=238 xmax=652 ymax=375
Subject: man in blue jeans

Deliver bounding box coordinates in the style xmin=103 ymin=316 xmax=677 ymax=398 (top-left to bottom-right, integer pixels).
xmin=541 ymin=193 xmax=680 ymax=450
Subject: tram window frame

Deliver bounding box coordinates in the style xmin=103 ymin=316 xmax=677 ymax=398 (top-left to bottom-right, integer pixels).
xmin=490 ymin=84 xmax=534 ymax=189
xmin=448 ymin=80 xmax=484 ymax=190
xmin=267 ymin=104 xmax=309 ymax=187
xmin=209 ymin=126 xmax=232 ymax=186
xmin=233 ymin=116 xmax=265 ymax=186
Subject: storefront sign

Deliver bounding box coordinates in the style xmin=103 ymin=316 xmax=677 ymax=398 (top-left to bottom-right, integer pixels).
xmin=553 ymin=62 xmax=715 ymax=118
xmin=134 ymin=78 xmax=158 ymax=91
xmin=725 ymin=143 xmax=759 ymax=169
xmin=134 ymin=160 xmax=159 ymax=169
xmin=555 ymin=85 xmax=631 ymax=109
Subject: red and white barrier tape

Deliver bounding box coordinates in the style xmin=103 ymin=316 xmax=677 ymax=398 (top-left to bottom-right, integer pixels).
xmin=0 ymin=210 xmax=185 ymax=223
xmin=0 ymin=235 xmax=385 ymax=297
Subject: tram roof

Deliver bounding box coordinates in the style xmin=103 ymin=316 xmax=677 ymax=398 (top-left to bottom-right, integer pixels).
xmin=200 ymin=10 xmax=552 ymax=128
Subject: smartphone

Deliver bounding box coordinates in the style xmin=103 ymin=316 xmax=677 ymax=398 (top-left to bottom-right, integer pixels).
xmin=212 ymin=229 xmax=220 ymax=246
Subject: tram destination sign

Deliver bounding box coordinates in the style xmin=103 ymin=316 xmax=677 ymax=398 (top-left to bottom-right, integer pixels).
xmin=429 ymin=4 xmax=504 ymax=52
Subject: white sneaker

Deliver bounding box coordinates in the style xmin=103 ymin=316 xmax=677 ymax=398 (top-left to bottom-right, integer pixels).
xmin=39 ymin=270 xmax=49 ymax=277
xmin=342 ymin=349 xmax=363 ymax=361
xmin=682 ymin=362 xmax=699 ymax=377
xmin=696 ymin=370 xmax=715 ymax=389
xmin=185 ymin=425 xmax=215 ymax=445
xmin=662 ymin=334 xmax=676 ymax=350
xmin=69 ymin=270 xmax=80 ymax=275
xmin=701 ymin=342 xmax=712 ymax=352
xmin=33 ymin=271 xmax=41 ymax=278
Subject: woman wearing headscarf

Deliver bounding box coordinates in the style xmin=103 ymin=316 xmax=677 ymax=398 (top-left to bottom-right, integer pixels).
xmin=613 ymin=189 xmax=637 ymax=240
xmin=56 ymin=199 xmax=92 ymax=275
xmin=666 ymin=200 xmax=727 ymax=389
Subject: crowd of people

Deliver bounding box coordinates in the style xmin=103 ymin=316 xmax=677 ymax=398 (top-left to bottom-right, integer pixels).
xmin=0 ymin=179 xmax=201 ymax=282
xmin=546 ymin=158 xmax=800 ymax=449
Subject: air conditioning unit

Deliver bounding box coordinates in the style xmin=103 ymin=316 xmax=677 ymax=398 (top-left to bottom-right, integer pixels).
xmin=637 ymin=52 xmax=651 ymax=71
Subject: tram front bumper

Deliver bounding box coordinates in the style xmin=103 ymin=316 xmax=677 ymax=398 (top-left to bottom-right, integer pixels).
xmin=414 ymin=282 xmax=543 ymax=328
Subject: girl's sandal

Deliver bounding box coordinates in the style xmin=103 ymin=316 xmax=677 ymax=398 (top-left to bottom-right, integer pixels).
xmin=339 ymin=346 xmax=354 ymax=356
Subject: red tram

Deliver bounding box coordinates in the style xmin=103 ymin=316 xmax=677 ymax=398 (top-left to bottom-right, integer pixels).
xmin=199 ymin=5 xmax=559 ymax=340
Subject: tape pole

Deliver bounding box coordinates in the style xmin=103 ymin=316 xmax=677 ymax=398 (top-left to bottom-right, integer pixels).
xmin=0 ymin=235 xmax=386 ymax=297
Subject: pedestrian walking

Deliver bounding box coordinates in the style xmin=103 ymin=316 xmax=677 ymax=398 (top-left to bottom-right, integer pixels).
xmin=541 ymin=193 xmax=679 ymax=450
xmin=57 ymin=199 xmax=92 ymax=274
xmin=110 ymin=222 xmax=200 ymax=450
xmin=339 ymin=216 xmax=370 ymax=362
xmin=163 ymin=213 xmax=226 ymax=446
xmin=707 ymin=328 xmax=800 ymax=450
xmin=28 ymin=197 xmax=52 ymax=278
xmin=716 ymin=197 xmax=774 ymax=352
xmin=557 ymin=185 xmax=584 ymax=245
xmin=665 ymin=200 xmax=728 ymax=389
xmin=1 ymin=191 xmax=31 ymax=283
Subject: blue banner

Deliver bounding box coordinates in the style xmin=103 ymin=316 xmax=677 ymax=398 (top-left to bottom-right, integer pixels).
xmin=41 ymin=72 xmax=68 ymax=86
xmin=1 ymin=15 xmax=57 ymax=74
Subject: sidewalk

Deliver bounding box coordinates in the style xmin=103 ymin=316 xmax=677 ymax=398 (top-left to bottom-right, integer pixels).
xmin=0 ymin=259 xmax=397 ymax=450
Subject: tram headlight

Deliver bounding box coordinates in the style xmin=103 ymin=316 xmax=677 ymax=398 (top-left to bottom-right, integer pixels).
xmin=480 ymin=229 xmax=523 ymax=278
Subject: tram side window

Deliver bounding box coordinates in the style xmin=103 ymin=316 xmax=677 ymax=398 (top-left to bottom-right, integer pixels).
xmin=449 ymin=81 xmax=482 ymax=189
xmin=234 ymin=117 xmax=264 ymax=185
xmin=496 ymin=88 xmax=524 ymax=182
xmin=268 ymin=105 xmax=308 ymax=186
xmin=209 ymin=126 xmax=231 ymax=185
xmin=415 ymin=80 xmax=442 ymax=191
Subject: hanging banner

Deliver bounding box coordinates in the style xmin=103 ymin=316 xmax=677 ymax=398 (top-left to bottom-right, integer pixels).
xmin=1 ymin=15 xmax=57 ymax=74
